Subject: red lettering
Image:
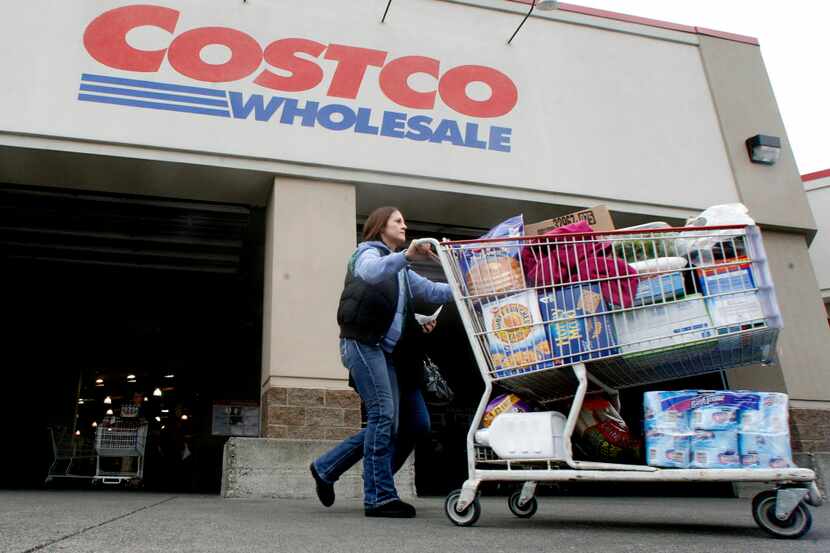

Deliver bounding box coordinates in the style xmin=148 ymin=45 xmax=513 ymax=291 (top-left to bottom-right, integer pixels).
xmin=378 ymin=56 xmax=439 ymax=110
xmin=324 ymin=44 xmax=388 ymax=99
xmin=83 ymin=5 xmax=179 ymax=72
xmin=168 ymin=27 xmax=262 ymax=83
xmin=438 ymin=65 xmax=518 ymax=118
xmin=255 ymin=38 xmax=327 ymax=92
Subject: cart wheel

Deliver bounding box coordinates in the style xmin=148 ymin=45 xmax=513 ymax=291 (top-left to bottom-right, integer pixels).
xmin=444 ymin=490 xmax=481 ymax=527
xmin=508 ymin=491 xmax=538 ymax=518
xmin=752 ymin=490 xmax=812 ymax=539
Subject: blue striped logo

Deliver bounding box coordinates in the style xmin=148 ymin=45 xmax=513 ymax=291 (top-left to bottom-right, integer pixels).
xmin=78 ymin=73 xmax=229 ymax=117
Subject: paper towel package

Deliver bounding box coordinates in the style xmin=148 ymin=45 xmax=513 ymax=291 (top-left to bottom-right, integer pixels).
xmin=645 ymin=430 xmax=691 ymax=468
xmin=691 ymin=429 xmax=741 ymax=469
xmin=643 ymin=391 xmax=695 ymax=432
xmin=739 ymin=432 xmax=792 ymax=469
xmin=739 ymin=392 xmax=789 ymax=433
xmin=644 ymin=390 xmax=794 ymax=469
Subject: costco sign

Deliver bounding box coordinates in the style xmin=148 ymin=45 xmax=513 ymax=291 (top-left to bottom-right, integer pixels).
xmin=80 ymin=4 xmax=519 ymax=152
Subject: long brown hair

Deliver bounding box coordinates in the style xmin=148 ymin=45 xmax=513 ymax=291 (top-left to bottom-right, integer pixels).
xmin=362 ymin=206 xmax=401 ymax=242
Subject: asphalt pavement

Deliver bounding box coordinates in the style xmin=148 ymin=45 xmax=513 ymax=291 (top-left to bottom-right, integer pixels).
xmin=1 ymin=490 xmax=828 ymax=553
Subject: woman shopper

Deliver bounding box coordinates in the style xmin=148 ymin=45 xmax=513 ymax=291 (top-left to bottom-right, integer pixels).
xmin=310 ymin=206 xmax=453 ymax=518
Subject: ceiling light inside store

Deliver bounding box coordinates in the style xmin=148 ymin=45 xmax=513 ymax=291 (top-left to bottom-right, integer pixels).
xmin=127 ymin=374 xmax=136 ymax=380
xmin=78 ymin=399 xmax=84 ymax=405
xmin=95 ymin=378 xmax=104 ymax=384
xmin=164 ymin=374 xmax=175 ymax=379
xmin=161 ymin=425 xmax=166 ymax=430
xmin=92 ymin=422 xmax=98 ymax=428
xmin=153 ymin=388 xmax=162 ymax=397
xmin=104 ymin=396 xmax=112 ymax=404
xmin=75 ymin=430 xmax=80 ymax=436
xmin=106 ymin=409 xmax=113 ymax=415
xmin=181 ymin=415 xmax=189 ymax=421
xmin=161 ymin=409 xmax=169 ymax=413
xmin=155 ymin=416 xmax=161 ymax=422
xmin=144 ymin=397 xmax=148 ymax=402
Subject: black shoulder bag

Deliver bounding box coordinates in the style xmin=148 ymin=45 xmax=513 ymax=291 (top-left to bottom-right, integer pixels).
xmin=422 ymin=355 xmax=454 ymax=406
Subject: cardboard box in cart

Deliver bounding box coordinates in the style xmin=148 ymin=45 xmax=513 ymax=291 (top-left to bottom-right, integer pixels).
xmin=525 ymin=205 xmax=615 ymax=236
xmin=696 ymin=257 xmax=765 ymax=334
xmin=615 ymin=294 xmax=715 ymax=355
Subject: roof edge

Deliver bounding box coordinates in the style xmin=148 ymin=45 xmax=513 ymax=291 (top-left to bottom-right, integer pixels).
xmin=802 ymin=169 xmax=830 ymax=182
xmin=506 ymin=1 xmax=760 ymax=45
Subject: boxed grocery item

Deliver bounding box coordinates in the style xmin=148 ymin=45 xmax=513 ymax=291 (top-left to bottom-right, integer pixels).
xmin=482 ymin=393 xmax=531 ymax=428
xmin=615 ymin=294 xmax=714 ymax=354
xmin=524 ymin=205 xmax=615 ymax=236
xmin=696 ymin=257 xmax=765 ymax=333
xmin=633 ymin=272 xmax=686 ymax=306
xmin=538 ymin=284 xmax=618 ymax=364
xmin=480 ymin=290 xmax=553 ymax=377
xmin=461 ymin=215 xmax=526 ymax=296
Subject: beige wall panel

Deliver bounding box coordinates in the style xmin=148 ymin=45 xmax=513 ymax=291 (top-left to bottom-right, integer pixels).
xmin=698 ymin=36 xmax=815 ymax=234
xmin=805 ymin=177 xmax=830 ymax=297
xmin=262 ymin=178 xmax=355 ymax=388
xmin=740 ymin=231 xmax=830 ymax=400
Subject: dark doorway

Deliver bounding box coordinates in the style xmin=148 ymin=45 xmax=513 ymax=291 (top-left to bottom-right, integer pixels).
xmin=0 ymin=185 xmax=265 ymax=492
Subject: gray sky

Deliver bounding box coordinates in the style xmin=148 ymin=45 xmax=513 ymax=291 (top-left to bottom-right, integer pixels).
xmin=562 ymin=1 xmax=828 ymax=175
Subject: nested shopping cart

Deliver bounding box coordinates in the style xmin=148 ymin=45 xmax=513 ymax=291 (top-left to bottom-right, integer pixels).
xmin=93 ymin=417 xmax=148 ymax=485
xmin=417 ymin=224 xmax=822 ymax=539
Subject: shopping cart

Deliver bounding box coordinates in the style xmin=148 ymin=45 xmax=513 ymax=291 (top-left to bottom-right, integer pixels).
xmin=418 ymin=224 xmax=822 ymax=539
xmin=45 ymin=426 xmax=96 ymax=484
xmin=93 ymin=417 xmax=148 ymax=485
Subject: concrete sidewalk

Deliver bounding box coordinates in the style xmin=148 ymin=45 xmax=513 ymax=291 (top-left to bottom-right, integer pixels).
xmin=1 ymin=491 xmax=828 ymax=553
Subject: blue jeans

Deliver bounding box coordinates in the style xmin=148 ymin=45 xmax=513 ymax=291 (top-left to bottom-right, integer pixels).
xmin=313 ymin=338 xmax=430 ymax=508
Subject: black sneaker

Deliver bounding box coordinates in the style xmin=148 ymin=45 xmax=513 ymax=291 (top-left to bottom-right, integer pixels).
xmin=309 ymin=463 xmax=334 ymax=507
xmin=364 ymin=500 xmax=416 ymax=518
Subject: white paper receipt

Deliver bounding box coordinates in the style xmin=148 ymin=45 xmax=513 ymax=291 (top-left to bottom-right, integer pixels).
xmin=415 ymin=306 xmax=443 ymax=325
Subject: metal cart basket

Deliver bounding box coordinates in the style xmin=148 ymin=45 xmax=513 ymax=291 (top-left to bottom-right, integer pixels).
xmin=93 ymin=417 xmax=148 ymax=485
xmin=420 ymin=224 xmax=822 ymax=539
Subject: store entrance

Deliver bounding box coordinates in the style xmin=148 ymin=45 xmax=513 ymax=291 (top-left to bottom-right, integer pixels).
xmin=0 ymin=185 xmax=265 ymax=492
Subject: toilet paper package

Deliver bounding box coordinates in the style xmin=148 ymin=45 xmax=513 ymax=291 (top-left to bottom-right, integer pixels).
xmin=643 ymin=391 xmax=696 ymax=433
xmin=645 ymin=430 xmax=691 ymax=468
xmin=690 ymin=391 xmax=761 ymax=430
xmin=739 ymin=392 xmax=789 ymax=433
xmin=691 ymin=429 xmax=741 ymax=469
xmin=739 ymin=432 xmax=793 ymax=469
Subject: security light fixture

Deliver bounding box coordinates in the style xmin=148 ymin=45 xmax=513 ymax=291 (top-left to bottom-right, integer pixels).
xmin=509 ymin=0 xmax=559 ymax=45
xmin=746 ymin=134 xmax=781 ymax=165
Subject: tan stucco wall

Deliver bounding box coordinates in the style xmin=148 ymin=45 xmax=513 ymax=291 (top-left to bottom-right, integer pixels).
xmin=728 ymin=230 xmax=830 ymax=401
xmin=805 ymin=175 xmax=830 ymax=298
xmin=261 ymin=177 xmax=356 ymax=391
xmin=697 ymin=36 xmax=815 ymax=235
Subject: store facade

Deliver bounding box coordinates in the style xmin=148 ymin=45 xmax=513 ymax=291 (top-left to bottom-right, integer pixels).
xmin=1 ymin=0 xmax=828 ymax=494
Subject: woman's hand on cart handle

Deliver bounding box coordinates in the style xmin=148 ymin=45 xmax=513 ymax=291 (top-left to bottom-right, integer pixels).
xmin=406 ymin=239 xmax=439 ymax=263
